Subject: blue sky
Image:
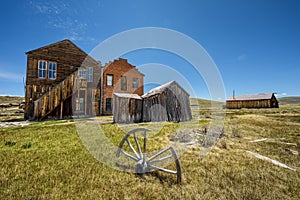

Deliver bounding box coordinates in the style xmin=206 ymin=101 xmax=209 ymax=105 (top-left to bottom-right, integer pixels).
xmin=0 ymin=0 xmax=299 ymax=99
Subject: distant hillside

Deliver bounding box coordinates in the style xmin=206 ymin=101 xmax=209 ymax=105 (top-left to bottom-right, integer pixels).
xmin=278 ymin=96 xmax=300 ymax=105
xmin=190 ymin=98 xmax=224 ymax=108
xmin=0 ymin=96 xmax=24 ymax=104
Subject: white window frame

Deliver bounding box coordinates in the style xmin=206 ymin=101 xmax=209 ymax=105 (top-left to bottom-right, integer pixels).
xmin=79 ymin=68 xmax=87 ymax=79
xmin=48 ymin=62 xmax=57 ymax=80
xmin=76 ymin=97 xmax=84 ymax=112
xmin=107 ymin=74 xmax=113 ymax=86
xmin=38 ymin=60 xmax=47 ymax=79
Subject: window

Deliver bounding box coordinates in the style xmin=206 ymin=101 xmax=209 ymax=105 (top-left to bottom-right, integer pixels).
xmin=121 ymin=76 xmax=127 ymax=91
xmin=76 ymin=98 xmax=84 ymax=112
xmin=106 ymin=98 xmax=112 ymax=112
xmin=87 ymin=67 xmax=93 ymax=82
xmin=38 ymin=61 xmax=47 ymax=78
xmin=132 ymin=78 xmax=138 ymax=89
xmin=107 ymin=74 xmax=113 ymax=86
xmin=79 ymin=68 xmax=86 ymax=79
xmin=48 ymin=62 xmax=57 ymax=79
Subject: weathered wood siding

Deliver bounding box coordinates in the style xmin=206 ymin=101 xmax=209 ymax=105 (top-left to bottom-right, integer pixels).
xmin=142 ymin=82 xmax=192 ymax=122
xmin=25 ymin=40 xmax=101 ymax=120
xmin=113 ymin=94 xmax=143 ymax=123
xmin=33 ymin=70 xmax=77 ymax=120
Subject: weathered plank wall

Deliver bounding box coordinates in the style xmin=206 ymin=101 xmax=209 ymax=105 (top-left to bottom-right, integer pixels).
xmin=142 ymin=83 xmax=192 ymax=122
xmin=113 ymin=94 xmax=143 ymax=123
xmin=25 ymin=40 xmax=101 ymax=120
xmin=33 ymin=70 xmax=77 ymax=120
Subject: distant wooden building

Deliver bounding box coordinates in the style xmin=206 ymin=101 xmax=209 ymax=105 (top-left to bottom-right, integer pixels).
xmin=226 ymin=93 xmax=279 ymax=109
xmin=142 ymin=81 xmax=192 ymax=122
xmin=24 ymin=40 xmax=144 ymax=120
xmin=113 ymin=93 xmax=143 ymax=123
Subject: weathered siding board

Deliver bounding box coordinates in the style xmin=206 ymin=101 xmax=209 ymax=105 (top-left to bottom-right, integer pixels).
xmin=113 ymin=93 xmax=143 ymax=123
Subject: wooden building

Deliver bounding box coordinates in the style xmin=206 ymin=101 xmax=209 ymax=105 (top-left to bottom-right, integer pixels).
xmin=226 ymin=93 xmax=279 ymax=109
xmin=113 ymin=93 xmax=143 ymax=123
xmin=24 ymin=40 xmax=144 ymax=120
xmin=142 ymin=81 xmax=192 ymax=122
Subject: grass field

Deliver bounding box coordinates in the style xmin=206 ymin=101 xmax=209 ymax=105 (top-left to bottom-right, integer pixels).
xmin=1 ymin=97 xmax=300 ymax=199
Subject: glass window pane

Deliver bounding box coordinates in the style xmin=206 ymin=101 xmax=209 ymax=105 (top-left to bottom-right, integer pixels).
xmin=107 ymin=75 xmax=113 ymax=86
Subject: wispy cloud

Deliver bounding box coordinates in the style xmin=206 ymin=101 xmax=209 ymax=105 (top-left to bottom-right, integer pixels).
xmin=28 ymin=1 xmax=97 ymax=43
xmin=0 ymin=71 xmax=24 ymax=82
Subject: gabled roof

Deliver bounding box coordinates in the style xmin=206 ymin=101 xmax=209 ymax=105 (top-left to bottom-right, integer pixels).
xmin=25 ymin=39 xmax=99 ymax=64
xmin=142 ymin=81 xmax=189 ymax=98
xmin=27 ymin=39 xmax=78 ymax=54
xmin=114 ymin=93 xmax=142 ymax=100
xmin=104 ymin=58 xmax=145 ymax=76
xmin=227 ymin=93 xmax=276 ymax=101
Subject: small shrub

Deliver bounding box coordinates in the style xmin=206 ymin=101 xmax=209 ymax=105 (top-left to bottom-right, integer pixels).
xmin=22 ymin=142 xmax=32 ymax=149
xmin=231 ymin=127 xmax=242 ymax=138
xmin=202 ymin=136 xmax=216 ymax=147
xmin=4 ymin=140 xmax=16 ymax=146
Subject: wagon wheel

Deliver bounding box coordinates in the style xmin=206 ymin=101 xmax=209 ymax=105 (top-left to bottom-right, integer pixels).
xmin=116 ymin=128 xmax=182 ymax=183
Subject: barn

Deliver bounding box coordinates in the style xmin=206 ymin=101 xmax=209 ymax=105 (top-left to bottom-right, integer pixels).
xmin=142 ymin=81 xmax=192 ymax=122
xmin=113 ymin=93 xmax=143 ymax=123
xmin=226 ymin=93 xmax=279 ymax=109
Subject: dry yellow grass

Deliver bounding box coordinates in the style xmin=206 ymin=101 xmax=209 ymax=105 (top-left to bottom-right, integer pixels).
xmin=1 ymin=102 xmax=300 ymax=199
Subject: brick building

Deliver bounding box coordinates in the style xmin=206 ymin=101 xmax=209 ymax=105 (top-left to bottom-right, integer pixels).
xmin=102 ymin=59 xmax=144 ymax=115
xmin=24 ymin=39 xmax=144 ymax=120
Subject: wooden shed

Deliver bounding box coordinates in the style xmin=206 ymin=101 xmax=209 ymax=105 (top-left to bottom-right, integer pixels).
xmin=113 ymin=93 xmax=143 ymax=123
xmin=142 ymin=81 xmax=192 ymax=122
xmin=226 ymin=93 xmax=279 ymax=109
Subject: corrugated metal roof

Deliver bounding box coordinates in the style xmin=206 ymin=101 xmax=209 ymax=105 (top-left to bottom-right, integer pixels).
xmin=142 ymin=81 xmax=189 ymax=98
xmin=114 ymin=93 xmax=142 ymax=100
xmin=227 ymin=93 xmax=275 ymax=101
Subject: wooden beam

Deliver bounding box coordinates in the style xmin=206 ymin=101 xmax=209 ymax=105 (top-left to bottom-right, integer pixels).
xmin=60 ymin=101 xmax=63 ymax=119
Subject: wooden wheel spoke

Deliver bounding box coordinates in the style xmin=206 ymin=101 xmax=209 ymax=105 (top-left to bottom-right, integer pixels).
xmin=134 ymin=133 xmax=143 ymax=159
xmin=143 ymin=130 xmax=147 ymax=154
xmin=120 ymin=149 xmax=139 ymax=162
xmin=148 ymin=165 xmax=177 ymax=174
xmin=148 ymin=147 xmax=171 ymax=162
xmin=126 ymin=138 xmax=140 ymax=159
xmin=148 ymin=154 xmax=173 ymax=165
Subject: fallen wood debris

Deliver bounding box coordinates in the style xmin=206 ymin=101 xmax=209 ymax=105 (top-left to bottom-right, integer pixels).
xmin=284 ymin=148 xmax=299 ymax=156
xmin=250 ymin=138 xmax=297 ymax=146
xmin=250 ymin=138 xmax=268 ymax=143
xmin=246 ymin=150 xmax=296 ymax=172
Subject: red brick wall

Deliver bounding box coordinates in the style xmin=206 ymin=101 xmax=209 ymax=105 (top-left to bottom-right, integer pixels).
xmin=102 ymin=58 xmax=144 ymax=114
